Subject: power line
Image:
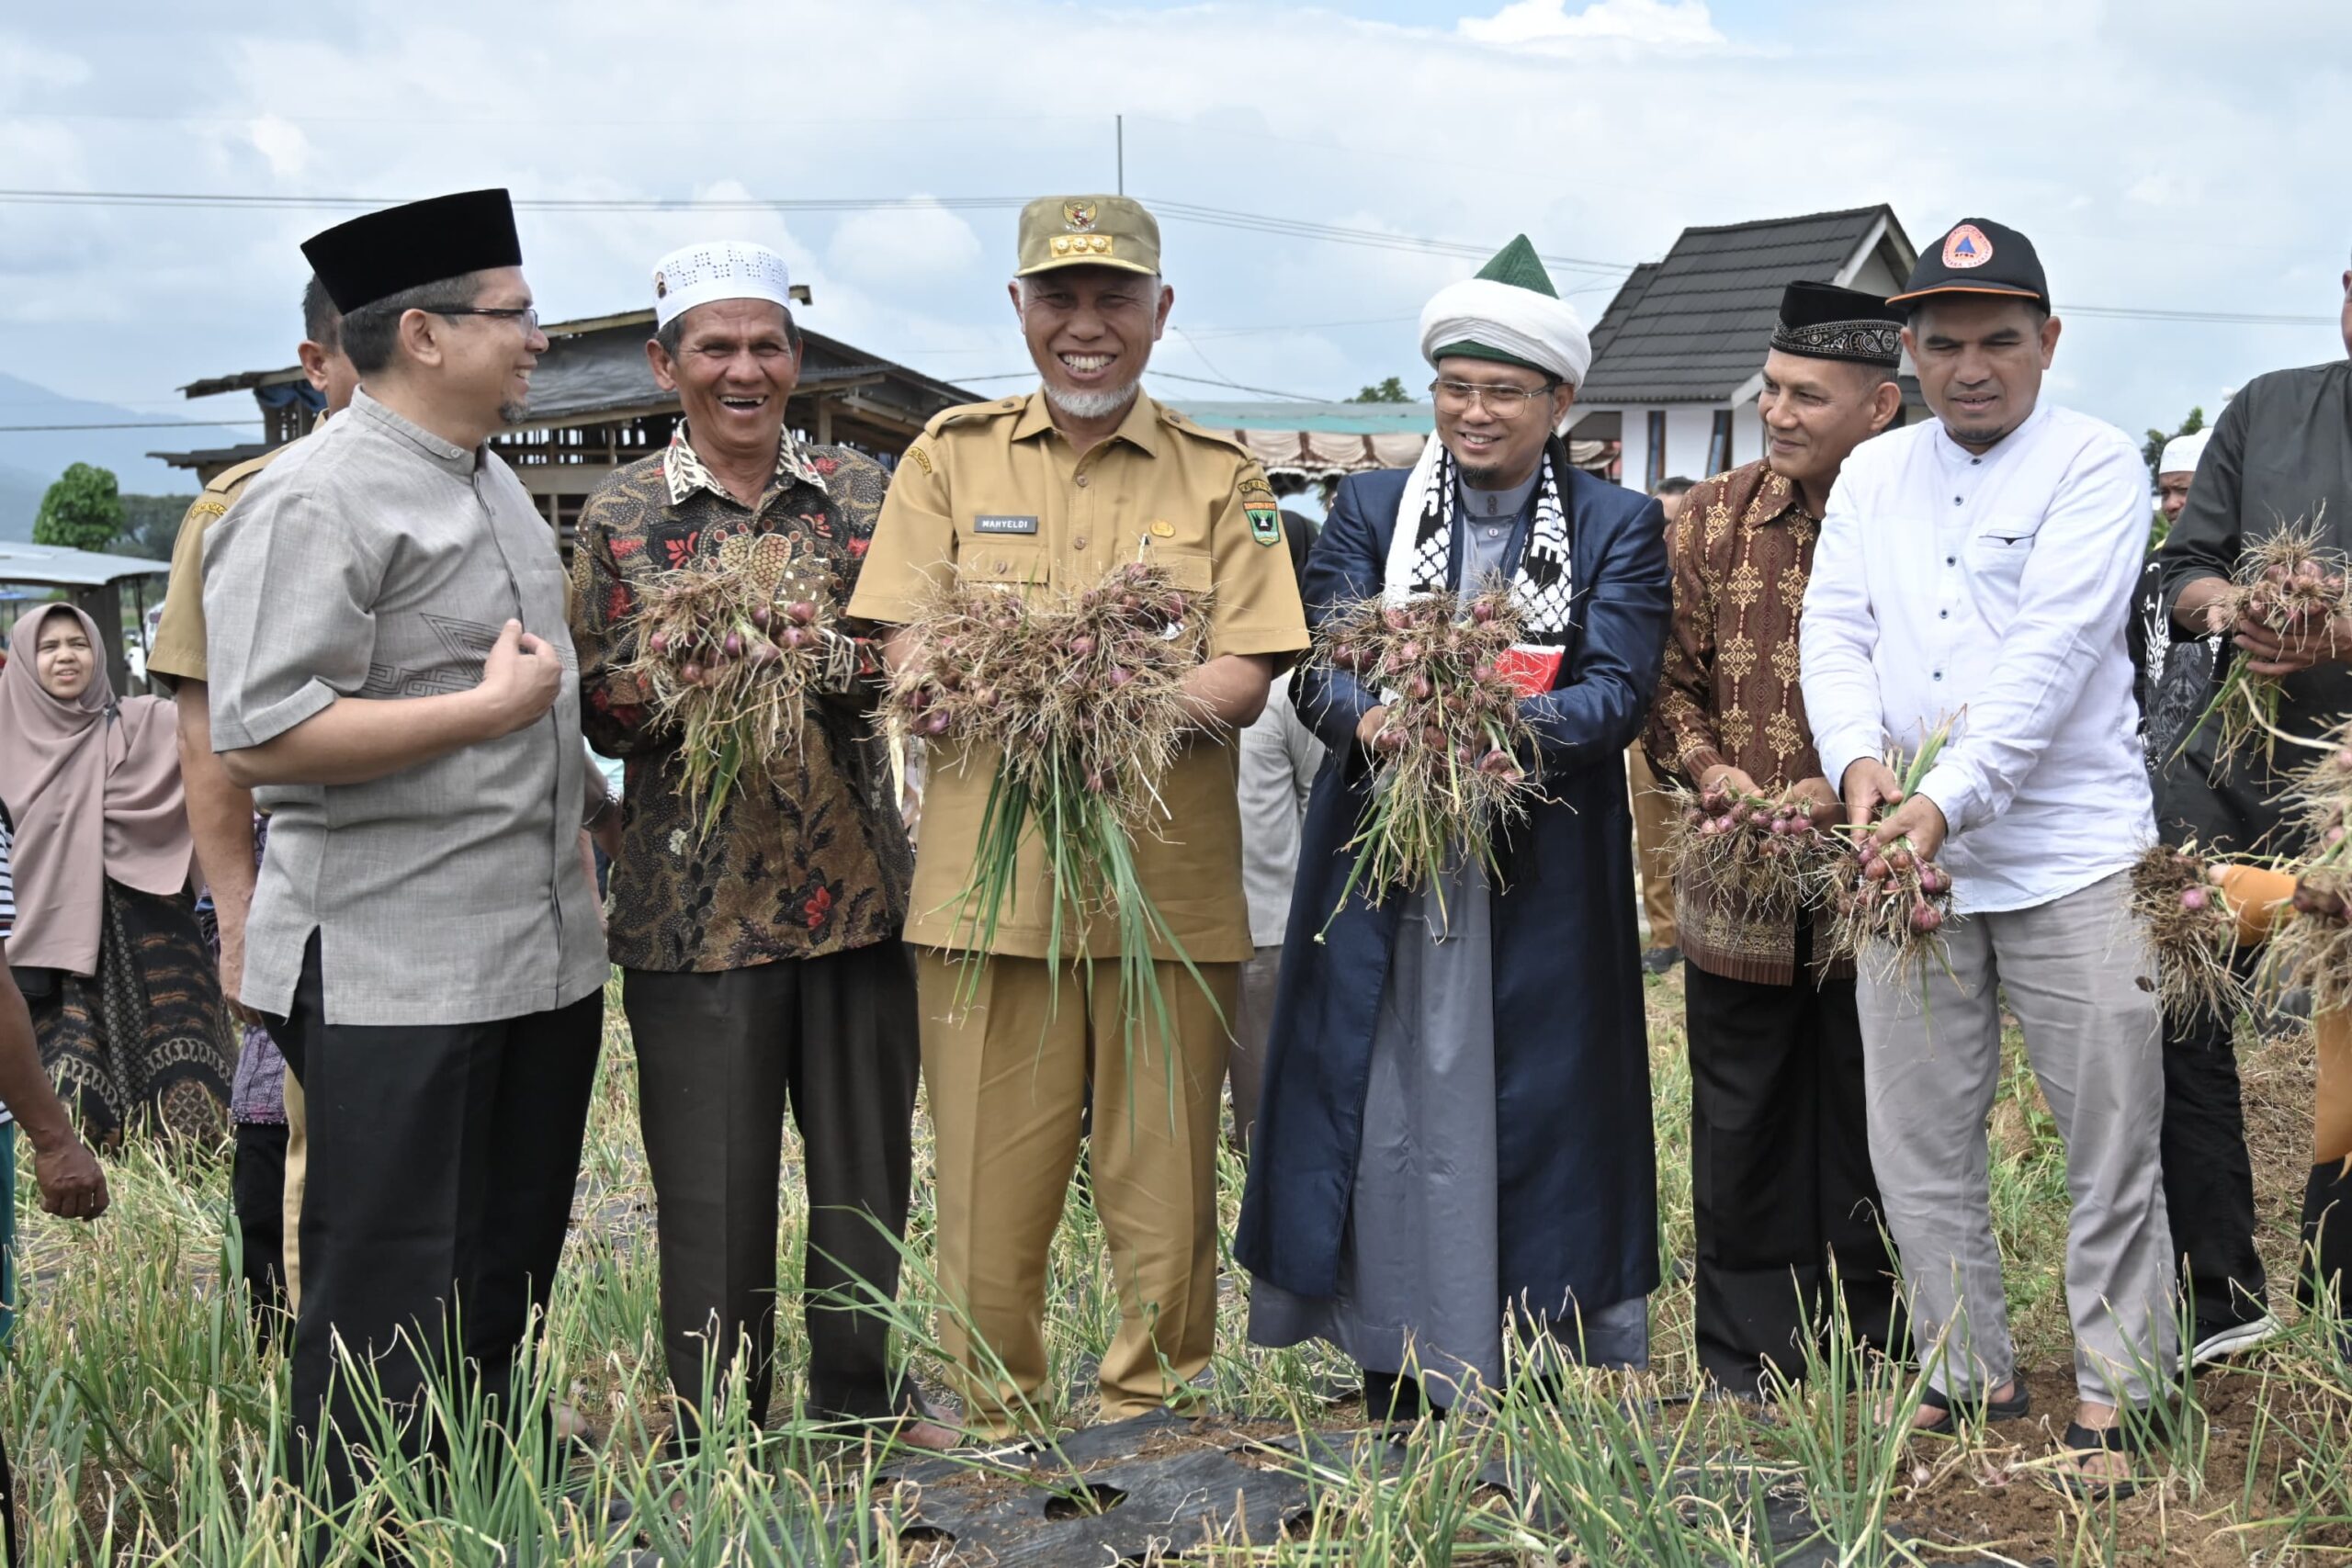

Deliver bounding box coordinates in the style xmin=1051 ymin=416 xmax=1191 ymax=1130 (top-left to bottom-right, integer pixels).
xmin=960 ymin=368 xmax=1329 ymax=401
xmin=0 ymin=186 xmax=1634 ymax=277
xmin=2053 ymin=303 xmax=2336 ymax=327
xmin=0 ymin=419 xmax=261 ymax=432
xmin=1 ymin=188 xmax=2334 ymax=327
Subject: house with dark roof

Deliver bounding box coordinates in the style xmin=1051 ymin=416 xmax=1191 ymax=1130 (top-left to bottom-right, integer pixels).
xmin=1568 ymin=206 xmax=1920 ymax=491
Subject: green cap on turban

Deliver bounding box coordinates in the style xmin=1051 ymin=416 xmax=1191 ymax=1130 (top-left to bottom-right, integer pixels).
xmin=1429 ymin=234 xmax=1564 ymax=372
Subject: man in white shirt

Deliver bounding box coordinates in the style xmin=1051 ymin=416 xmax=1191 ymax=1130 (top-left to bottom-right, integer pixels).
xmin=1800 ymin=218 xmax=2173 ymax=1496
xmin=1227 ymin=513 xmax=1325 ymax=1148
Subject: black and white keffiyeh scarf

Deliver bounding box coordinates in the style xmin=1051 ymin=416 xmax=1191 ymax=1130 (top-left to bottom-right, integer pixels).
xmin=1385 ymin=436 xmax=1576 ymax=694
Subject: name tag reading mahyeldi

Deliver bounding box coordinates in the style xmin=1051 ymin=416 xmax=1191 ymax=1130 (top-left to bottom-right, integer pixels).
xmin=972 ymin=514 xmax=1039 ymax=536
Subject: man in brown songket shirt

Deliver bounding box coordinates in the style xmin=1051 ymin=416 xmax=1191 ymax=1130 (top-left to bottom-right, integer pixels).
xmin=1645 ymin=281 xmax=1908 ymax=1397
xmin=570 ymin=242 xmax=954 ymax=1450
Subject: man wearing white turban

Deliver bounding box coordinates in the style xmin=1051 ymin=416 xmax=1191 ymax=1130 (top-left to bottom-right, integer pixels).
xmin=1238 ymin=236 xmax=1671 ymax=1421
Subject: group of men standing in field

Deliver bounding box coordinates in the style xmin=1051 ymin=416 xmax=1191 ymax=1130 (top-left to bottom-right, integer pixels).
xmin=148 ymin=178 xmax=2352 ymax=1520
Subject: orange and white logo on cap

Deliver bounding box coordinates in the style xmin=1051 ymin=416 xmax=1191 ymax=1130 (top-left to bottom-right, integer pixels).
xmin=1942 ymin=224 xmax=1993 ymax=269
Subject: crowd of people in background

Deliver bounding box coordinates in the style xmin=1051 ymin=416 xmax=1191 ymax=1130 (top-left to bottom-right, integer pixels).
xmin=0 ymin=179 xmax=2346 ymax=1544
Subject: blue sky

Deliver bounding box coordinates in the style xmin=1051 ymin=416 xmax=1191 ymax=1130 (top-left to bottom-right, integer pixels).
xmin=1 ymin=0 xmax=2346 ymax=492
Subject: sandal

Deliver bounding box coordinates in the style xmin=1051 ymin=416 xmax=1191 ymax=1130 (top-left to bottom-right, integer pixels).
xmin=2055 ymin=1419 xmax=2140 ymax=1501
xmin=1911 ymin=1379 xmax=2030 ymax=1436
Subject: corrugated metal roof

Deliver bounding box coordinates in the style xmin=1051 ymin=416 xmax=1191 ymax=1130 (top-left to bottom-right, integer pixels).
xmin=1578 ymin=207 xmax=1904 ymax=404
xmin=0 ymin=540 xmax=174 ymax=588
xmin=1161 ymin=400 xmax=1435 ymax=435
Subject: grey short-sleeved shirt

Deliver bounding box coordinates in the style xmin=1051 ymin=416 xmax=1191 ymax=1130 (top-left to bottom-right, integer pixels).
xmin=203 ymin=388 xmax=608 ymax=1027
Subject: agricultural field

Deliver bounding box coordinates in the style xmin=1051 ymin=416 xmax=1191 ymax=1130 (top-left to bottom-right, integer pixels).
xmin=6 ymin=967 xmax=2350 ymax=1564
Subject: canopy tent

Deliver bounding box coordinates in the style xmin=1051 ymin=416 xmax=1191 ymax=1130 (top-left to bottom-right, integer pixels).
xmin=0 ymin=541 xmax=175 ymax=589
xmin=1162 ymin=400 xmax=1612 ymax=480
xmin=0 ymin=541 xmax=174 ymax=694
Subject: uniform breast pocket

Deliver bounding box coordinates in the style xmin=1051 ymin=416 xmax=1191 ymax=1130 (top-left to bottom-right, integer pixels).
xmin=1966 ymin=519 xmax=2042 ymax=594
xmin=956 ymin=540 xmax=1053 ymax=603
xmin=1145 ymin=547 xmax=1215 ymax=595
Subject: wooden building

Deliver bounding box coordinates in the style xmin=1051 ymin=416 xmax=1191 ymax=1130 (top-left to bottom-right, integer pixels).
xmin=155 ymin=309 xmax=979 ymax=549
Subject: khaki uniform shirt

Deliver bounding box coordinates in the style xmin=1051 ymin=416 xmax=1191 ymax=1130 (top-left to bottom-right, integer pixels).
xmin=848 ymin=390 xmax=1309 ymax=963
xmin=204 ymin=389 xmax=607 ymax=1026
xmin=148 ymin=447 xmax=288 ymax=688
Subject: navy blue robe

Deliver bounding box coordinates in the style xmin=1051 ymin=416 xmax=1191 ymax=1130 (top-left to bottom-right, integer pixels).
xmin=1234 ymin=443 xmax=1669 ymax=1315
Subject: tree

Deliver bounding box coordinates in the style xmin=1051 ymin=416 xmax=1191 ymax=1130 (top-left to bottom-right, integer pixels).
xmin=2142 ymin=406 xmax=2206 ymax=482
xmin=32 ymin=462 xmax=125 ymax=553
xmin=116 ymin=494 xmax=196 ymax=561
xmin=1349 ymin=377 xmax=1411 ymax=404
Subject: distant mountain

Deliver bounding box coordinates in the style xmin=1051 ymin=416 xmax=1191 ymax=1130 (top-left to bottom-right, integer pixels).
xmin=0 ymin=371 xmax=256 ymax=539
xmin=0 ymin=462 xmax=48 ymax=542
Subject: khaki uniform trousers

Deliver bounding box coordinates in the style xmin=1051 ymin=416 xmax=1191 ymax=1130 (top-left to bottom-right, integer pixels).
xmin=918 ymin=950 xmax=1237 ymax=1438
xmin=1626 ymin=744 xmax=1679 ymax=949
xmin=282 ymin=1076 xmax=307 ymax=1310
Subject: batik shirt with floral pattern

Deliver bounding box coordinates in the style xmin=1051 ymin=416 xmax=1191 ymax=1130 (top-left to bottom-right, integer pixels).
xmin=570 ymin=424 xmax=911 ymax=972
xmin=1643 ymin=458 xmax=1850 ymax=987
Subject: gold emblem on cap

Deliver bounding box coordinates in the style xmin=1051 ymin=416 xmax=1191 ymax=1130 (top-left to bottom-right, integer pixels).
xmin=1149 ymin=519 xmax=1175 ymax=537
xmin=1064 ymin=199 xmax=1098 ymax=232
xmin=1047 ymin=234 xmax=1114 ymax=257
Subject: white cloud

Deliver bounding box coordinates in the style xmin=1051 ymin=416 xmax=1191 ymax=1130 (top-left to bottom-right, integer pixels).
xmin=1 ymin=0 xmax=2346 ymax=454
xmin=0 ymin=34 xmax=93 ymax=97
xmin=826 ymin=200 xmax=984 ymax=288
xmin=245 ymin=115 xmax=311 ymax=179
xmin=1459 ymin=0 xmax=1723 ymax=48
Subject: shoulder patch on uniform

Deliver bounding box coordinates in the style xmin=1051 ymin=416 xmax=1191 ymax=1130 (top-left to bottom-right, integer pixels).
xmin=925 ymin=398 xmax=1023 ymax=436
xmin=1238 ymin=474 xmax=1276 ymax=503
xmin=903 ymin=443 xmax=933 ymax=476
xmin=186 ymin=498 xmax=228 ymax=523
xmin=1246 ymin=505 xmax=1283 ymax=547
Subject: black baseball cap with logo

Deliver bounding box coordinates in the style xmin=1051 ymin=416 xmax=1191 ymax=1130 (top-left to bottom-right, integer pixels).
xmin=1887 ymin=218 xmax=2049 ymax=309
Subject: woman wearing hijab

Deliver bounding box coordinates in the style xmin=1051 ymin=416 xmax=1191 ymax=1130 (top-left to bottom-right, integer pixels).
xmin=0 ymin=603 xmax=233 ymax=1145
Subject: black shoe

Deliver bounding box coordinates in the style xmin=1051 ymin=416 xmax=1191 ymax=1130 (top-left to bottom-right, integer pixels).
xmin=1641 ymin=945 xmax=1682 ymax=976
xmin=1362 ymin=1369 xmax=1434 ymax=1432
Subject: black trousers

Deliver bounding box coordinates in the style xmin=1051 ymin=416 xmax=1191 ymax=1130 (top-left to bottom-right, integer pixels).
xmin=2304 ymin=1164 xmax=2352 ymax=1316
xmin=1685 ymin=937 xmax=1904 ymax=1394
xmin=624 ymin=942 xmax=922 ymax=1432
xmin=232 ymin=1120 xmax=291 ymax=1342
xmin=274 ymin=937 xmax=602 ymax=1507
xmin=2160 ymin=954 xmax=2271 ymax=1337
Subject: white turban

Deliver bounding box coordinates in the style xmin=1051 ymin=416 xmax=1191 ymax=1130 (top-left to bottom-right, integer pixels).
xmin=2159 ymin=426 xmax=2211 ymax=476
xmin=1419 ymin=278 xmax=1593 ymax=388
xmin=651 ymin=240 xmax=794 ymax=330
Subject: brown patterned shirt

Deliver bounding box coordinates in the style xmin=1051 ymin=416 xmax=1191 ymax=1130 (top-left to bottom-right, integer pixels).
xmin=1644 ymin=458 xmax=1848 ymax=986
xmin=570 ymin=425 xmax=912 ymax=973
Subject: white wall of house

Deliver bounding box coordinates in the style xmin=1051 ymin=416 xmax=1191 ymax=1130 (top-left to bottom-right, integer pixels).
xmin=1578 ymin=392 xmax=1800 ymax=491
xmin=1732 ymin=399 xmax=1765 ymax=469
xmin=1845 ymin=248 xmax=1905 ymax=298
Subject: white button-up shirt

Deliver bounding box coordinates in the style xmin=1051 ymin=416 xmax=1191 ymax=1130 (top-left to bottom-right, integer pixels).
xmin=1800 ymin=401 xmax=2154 ymax=914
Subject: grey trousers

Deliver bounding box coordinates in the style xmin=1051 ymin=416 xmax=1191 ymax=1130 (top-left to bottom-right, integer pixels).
xmin=1227 ymin=944 xmax=1282 ymax=1149
xmin=625 ymin=942 xmax=922 ymax=1430
xmin=1857 ymin=871 xmax=2177 ymax=1408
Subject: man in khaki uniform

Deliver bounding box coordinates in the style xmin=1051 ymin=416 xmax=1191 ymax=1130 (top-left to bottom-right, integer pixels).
xmin=149 ymin=276 xmax=356 ymax=1329
xmin=849 ymin=194 xmax=1308 ymax=1436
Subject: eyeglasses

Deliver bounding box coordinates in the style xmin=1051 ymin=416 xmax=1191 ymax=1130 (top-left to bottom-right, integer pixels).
xmin=428 ymin=305 xmax=541 ymax=334
xmin=1429 ymin=377 xmax=1559 ymax=417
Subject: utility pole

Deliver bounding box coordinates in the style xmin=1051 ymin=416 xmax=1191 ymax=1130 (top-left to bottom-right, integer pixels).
xmin=1116 ymin=114 xmax=1125 ymax=195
